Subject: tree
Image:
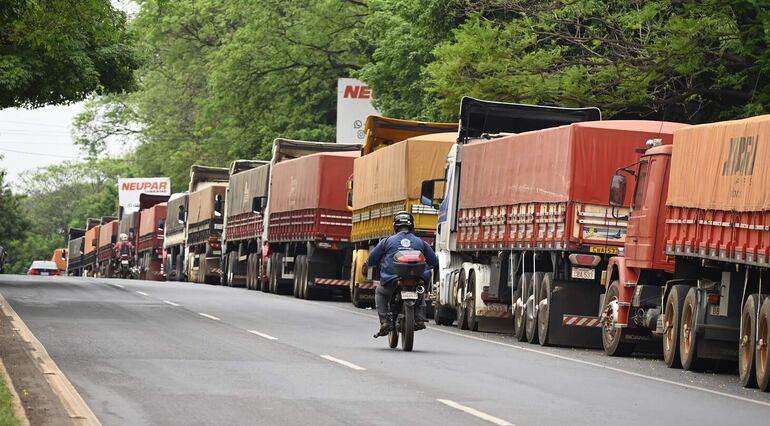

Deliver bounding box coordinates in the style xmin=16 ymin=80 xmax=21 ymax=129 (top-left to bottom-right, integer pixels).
xmin=0 ymin=0 xmax=139 ymax=108
xmin=426 ymin=0 xmax=770 ymax=122
xmin=0 ymin=159 xmax=31 ymax=273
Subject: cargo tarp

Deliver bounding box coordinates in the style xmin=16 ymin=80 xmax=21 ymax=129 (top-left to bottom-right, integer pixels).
xmin=165 ymin=193 xmax=188 ymax=235
xmin=362 ymin=116 xmax=457 ymax=155
xmin=140 ymin=203 xmax=167 ymax=236
xmin=667 ymin=115 xmax=770 ymax=212
xmin=98 ymin=221 xmax=118 ymax=248
xmin=352 ymin=133 xmax=455 ymax=209
xmin=188 ymin=185 xmax=226 ymax=224
xmin=84 ymin=226 xmax=100 ymax=254
xmin=270 ymin=152 xmax=358 ymax=214
xmin=458 ymin=121 xmax=687 ymax=209
xmin=189 ymin=165 xmax=229 ymax=193
xmin=227 ymin=164 xmax=270 ymax=217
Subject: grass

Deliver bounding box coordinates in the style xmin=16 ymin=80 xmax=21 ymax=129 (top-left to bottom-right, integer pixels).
xmin=0 ymin=369 xmax=20 ymax=426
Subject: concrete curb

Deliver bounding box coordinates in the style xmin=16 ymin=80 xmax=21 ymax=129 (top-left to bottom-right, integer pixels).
xmin=0 ymin=293 xmax=100 ymax=426
xmin=0 ymin=359 xmax=30 ymax=426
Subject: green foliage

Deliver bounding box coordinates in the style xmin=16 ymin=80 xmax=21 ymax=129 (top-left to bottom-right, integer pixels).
xmin=0 ymin=364 xmax=21 ymax=426
xmin=0 ymin=0 xmax=139 ymax=108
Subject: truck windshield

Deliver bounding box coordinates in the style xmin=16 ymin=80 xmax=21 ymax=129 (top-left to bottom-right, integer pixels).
xmin=631 ymin=160 xmax=649 ymax=211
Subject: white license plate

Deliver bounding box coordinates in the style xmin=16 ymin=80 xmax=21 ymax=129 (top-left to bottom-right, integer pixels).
xmin=122 ymin=260 xmax=129 ymax=265
xmin=41 ymin=272 xmax=49 ymax=276
xmin=212 ymin=250 xmax=221 ymax=255
xmin=571 ymin=267 xmax=595 ymax=280
xmin=401 ymin=291 xmax=418 ymax=300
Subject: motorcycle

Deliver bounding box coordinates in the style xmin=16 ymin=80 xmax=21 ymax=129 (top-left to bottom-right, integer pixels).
xmin=376 ymin=250 xmax=427 ymax=352
xmin=115 ymin=251 xmax=133 ymax=279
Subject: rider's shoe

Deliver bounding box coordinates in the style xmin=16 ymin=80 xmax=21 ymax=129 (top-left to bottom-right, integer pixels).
xmin=415 ymin=321 xmax=426 ymax=331
xmin=375 ymin=322 xmax=393 ymax=337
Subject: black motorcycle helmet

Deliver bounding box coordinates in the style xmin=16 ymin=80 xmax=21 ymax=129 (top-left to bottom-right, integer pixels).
xmin=393 ymin=211 xmax=415 ymax=233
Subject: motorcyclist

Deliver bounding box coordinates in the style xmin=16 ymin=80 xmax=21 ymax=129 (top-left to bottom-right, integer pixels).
xmin=366 ymin=211 xmax=438 ymax=337
xmin=114 ymin=233 xmax=134 ymax=258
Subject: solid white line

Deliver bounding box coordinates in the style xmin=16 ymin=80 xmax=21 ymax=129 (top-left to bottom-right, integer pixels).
xmin=135 ymin=291 xmax=148 ymax=296
xmin=320 ymin=355 xmax=366 ymax=371
xmin=312 ymin=302 xmax=770 ymax=409
xmin=163 ymin=300 xmax=180 ymax=307
xmin=248 ymin=330 xmax=278 ymax=340
xmin=437 ymin=399 xmax=513 ymax=426
xmin=198 ymin=313 xmax=220 ymax=321
xmin=112 ymin=283 xmax=124 ymax=288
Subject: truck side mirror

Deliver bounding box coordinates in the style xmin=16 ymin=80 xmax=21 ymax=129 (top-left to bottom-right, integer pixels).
xmin=158 ymin=219 xmax=165 ymax=232
xmin=420 ymin=179 xmax=444 ymax=209
xmin=346 ymin=178 xmax=354 ymax=210
xmin=214 ymin=194 xmax=223 ymax=217
xmin=252 ymin=197 xmax=267 ymax=214
xmin=609 ymin=174 xmax=627 ymax=207
xmin=177 ymin=206 xmax=186 ymax=224
xmin=62 ymin=250 xmax=67 ymax=260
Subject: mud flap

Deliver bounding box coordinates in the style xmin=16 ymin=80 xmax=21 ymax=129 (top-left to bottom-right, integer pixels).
xmin=547 ymin=279 xmax=603 ymax=349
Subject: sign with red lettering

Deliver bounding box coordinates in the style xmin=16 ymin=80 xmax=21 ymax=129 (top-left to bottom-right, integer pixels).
xmin=118 ymin=177 xmax=171 ymax=214
xmin=337 ymin=78 xmax=380 ymax=144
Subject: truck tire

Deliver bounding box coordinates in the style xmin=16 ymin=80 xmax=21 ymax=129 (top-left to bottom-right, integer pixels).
xmin=601 ymin=280 xmax=635 ymax=357
xmin=268 ymin=253 xmax=279 ymax=294
xmin=537 ymin=273 xmax=554 ymax=346
xmin=679 ymin=287 xmax=703 ymax=371
xmin=260 ymin=256 xmax=270 ymax=293
xmin=245 ymin=253 xmax=253 ymax=290
xmin=526 ymin=272 xmax=545 ymax=344
xmin=176 ymin=254 xmax=185 ymax=281
xmin=229 ymin=252 xmax=240 ymax=287
xmin=299 ymin=255 xmax=313 ymax=300
xmin=434 ymin=305 xmax=454 ymax=326
xmin=514 ymin=273 xmax=531 ymax=342
xmin=293 ymin=255 xmax=304 ymax=298
xmin=456 ymin=281 xmax=469 ymax=330
xmin=739 ymin=294 xmax=763 ymax=387
xmin=663 ymin=284 xmax=688 ymax=368
xmin=467 ymin=273 xmax=479 ymax=332
xmin=221 ymin=253 xmax=230 ymax=286
xmin=757 ymin=297 xmax=770 ymax=392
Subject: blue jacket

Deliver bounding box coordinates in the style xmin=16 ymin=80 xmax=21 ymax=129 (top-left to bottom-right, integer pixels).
xmin=366 ymin=231 xmax=438 ymax=285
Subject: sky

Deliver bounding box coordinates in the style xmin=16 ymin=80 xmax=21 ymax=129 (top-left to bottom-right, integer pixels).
xmin=0 ymin=1 xmax=139 ymax=189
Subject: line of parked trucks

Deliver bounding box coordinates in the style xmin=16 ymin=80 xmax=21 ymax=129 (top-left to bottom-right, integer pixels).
xmin=59 ymin=97 xmax=770 ymax=391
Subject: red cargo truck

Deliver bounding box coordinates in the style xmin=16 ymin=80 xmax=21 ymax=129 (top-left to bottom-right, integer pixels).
xmin=262 ymin=148 xmax=360 ymax=298
xmin=137 ymin=201 xmax=167 ymax=280
xmin=605 ymin=115 xmax=770 ymax=391
xmin=97 ymin=219 xmax=119 ymax=277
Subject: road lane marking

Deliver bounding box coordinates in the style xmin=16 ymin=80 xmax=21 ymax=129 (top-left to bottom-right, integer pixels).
xmin=163 ymin=300 xmax=180 ymax=307
xmin=311 ymin=302 xmax=770 ymax=409
xmin=320 ymin=355 xmax=366 ymax=371
xmin=198 ymin=313 xmax=220 ymax=321
xmin=112 ymin=283 xmax=124 ymax=288
xmin=135 ymin=291 xmax=149 ymax=296
xmin=437 ymin=399 xmax=513 ymax=426
xmin=248 ymin=330 xmax=278 ymax=340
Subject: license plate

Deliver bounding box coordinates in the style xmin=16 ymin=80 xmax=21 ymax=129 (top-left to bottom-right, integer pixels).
xmin=212 ymin=250 xmax=221 ymax=255
xmin=589 ymin=246 xmax=618 ymax=255
xmin=41 ymin=272 xmax=49 ymax=276
xmin=401 ymin=291 xmax=418 ymax=300
xmin=571 ymin=267 xmax=595 ymax=280
xmin=122 ymin=260 xmax=129 ymax=265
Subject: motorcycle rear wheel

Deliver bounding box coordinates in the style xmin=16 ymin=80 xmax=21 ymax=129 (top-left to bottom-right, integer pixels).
xmin=388 ymin=327 xmax=398 ymax=348
xmin=401 ymin=305 xmax=415 ymax=352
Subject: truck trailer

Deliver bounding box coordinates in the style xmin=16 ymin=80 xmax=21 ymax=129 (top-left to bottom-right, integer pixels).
xmin=348 ymin=116 xmax=457 ymax=308
xmin=422 ymin=99 xmax=686 ymax=348
xmin=163 ymin=192 xmax=188 ymax=281
xmin=184 ymin=165 xmax=229 ymax=284
xmin=604 ymin=115 xmax=770 ymax=391
xmin=82 ymin=218 xmax=101 ymax=277
xmin=66 ymin=228 xmax=85 ymax=276
xmin=137 ymin=199 xmax=167 ymax=280
xmin=97 ymin=219 xmax=119 ymax=277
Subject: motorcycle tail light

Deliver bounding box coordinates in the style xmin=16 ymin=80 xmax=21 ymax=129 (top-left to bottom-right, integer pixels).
xmin=210 ymin=242 xmax=221 ymax=250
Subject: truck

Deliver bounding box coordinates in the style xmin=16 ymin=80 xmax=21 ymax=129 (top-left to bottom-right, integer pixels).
xmin=66 ymin=228 xmax=85 ymax=276
xmin=183 ymin=165 xmax=230 ymax=284
xmin=97 ymin=219 xmax=119 ymax=277
xmin=163 ymin=192 xmax=188 ymax=281
xmin=120 ymin=194 xmax=168 ymax=279
xmin=604 ymin=115 xmax=770 ymax=391
xmin=137 ymin=198 xmax=167 ymax=280
xmin=347 ymin=116 xmax=457 ymax=308
xmin=422 ymin=98 xmax=687 ymax=349
xmin=51 ymin=248 xmax=68 ymax=274
xmin=220 ymin=139 xmax=361 ymax=294
xmin=82 ymin=218 xmax=101 ymax=276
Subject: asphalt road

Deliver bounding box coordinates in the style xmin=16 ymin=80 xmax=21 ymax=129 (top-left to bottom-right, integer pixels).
xmin=1 ymin=275 xmax=769 ymax=426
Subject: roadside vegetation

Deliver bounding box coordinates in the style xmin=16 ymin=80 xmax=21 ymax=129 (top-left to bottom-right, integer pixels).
xmin=0 ymin=370 xmax=20 ymax=426
xmin=1 ymin=0 xmax=769 ymax=272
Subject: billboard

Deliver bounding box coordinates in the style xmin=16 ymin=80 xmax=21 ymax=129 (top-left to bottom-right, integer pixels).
xmin=336 ymin=78 xmax=380 ymax=144
xmin=118 ymin=177 xmax=171 ymax=214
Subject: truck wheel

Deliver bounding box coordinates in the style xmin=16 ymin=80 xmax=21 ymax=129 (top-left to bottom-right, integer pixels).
xmin=739 ymin=294 xmax=763 ymax=387
xmin=757 ymin=297 xmax=770 ymax=392
xmin=434 ymin=306 xmax=454 ymax=326
xmin=176 ymin=254 xmax=184 ymax=281
xmin=268 ymin=253 xmax=279 ymax=294
xmin=229 ymin=252 xmax=240 ymax=287
xmin=260 ymin=256 xmax=270 ymax=292
xmin=680 ymin=287 xmax=704 ymax=371
xmin=663 ymin=284 xmax=688 ymax=368
xmin=467 ymin=274 xmax=478 ymax=332
xmin=514 ymin=273 xmax=531 ymax=342
xmin=299 ymin=255 xmax=313 ymax=300
xmin=220 ymin=253 xmax=230 ymax=286
xmin=351 ymin=284 xmax=365 ymax=308
xmin=456 ymin=282 xmax=469 ymax=330
xmin=601 ymin=280 xmax=635 ymax=357
xmin=245 ymin=253 xmax=253 ymax=290
xmin=293 ymin=255 xmax=304 ymax=298
xmin=537 ymin=273 xmax=553 ymax=346
xmin=526 ymin=272 xmax=545 ymax=344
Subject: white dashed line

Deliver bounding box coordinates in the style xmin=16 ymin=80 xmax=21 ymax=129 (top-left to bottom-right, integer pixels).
xmin=437 ymin=399 xmax=513 ymax=426
xmin=248 ymin=330 xmax=278 ymax=340
xmin=163 ymin=300 xmax=180 ymax=307
xmin=198 ymin=313 xmax=220 ymax=321
xmin=320 ymin=355 xmax=366 ymax=371
xmin=135 ymin=291 xmax=148 ymax=296
xmin=112 ymin=283 xmax=124 ymax=288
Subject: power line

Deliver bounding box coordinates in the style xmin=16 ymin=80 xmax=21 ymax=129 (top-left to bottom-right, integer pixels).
xmin=0 ymin=148 xmax=82 ymax=159
xmin=0 ymin=119 xmax=71 ymax=128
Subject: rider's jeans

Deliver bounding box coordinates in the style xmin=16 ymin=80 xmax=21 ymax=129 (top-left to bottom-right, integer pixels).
xmin=375 ymin=280 xmax=427 ymax=324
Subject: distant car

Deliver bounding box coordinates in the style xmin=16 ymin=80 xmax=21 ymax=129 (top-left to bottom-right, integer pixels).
xmin=28 ymin=260 xmax=60 ymax=276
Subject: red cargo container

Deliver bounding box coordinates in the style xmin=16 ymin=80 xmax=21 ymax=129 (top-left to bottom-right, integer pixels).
xmin=137 ymin=202 xmax=167 ymax=280
xmin=455 ymin=121 xmax=682 ymax=252
xmin=267 ymin=152 xmax=357 ymax=243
